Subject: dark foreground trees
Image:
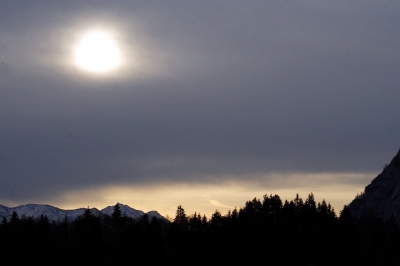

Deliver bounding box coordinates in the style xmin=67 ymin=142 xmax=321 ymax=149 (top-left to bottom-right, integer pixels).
xmin=1 ymin=195 xmax=400 ymax=266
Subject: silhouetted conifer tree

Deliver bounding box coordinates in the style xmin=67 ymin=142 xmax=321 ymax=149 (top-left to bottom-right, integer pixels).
xmin=10 ymin=211 xmax=19 ymax=228
xmin=112 ymin=203 xmax=122 ymax=223
xmin=173 ymin=205 xmax=188 ymax=225
xmin=1 ymin=216 xmax=7 ymax=227
xmin=37 ymin=214 xmax=51 ymax=245
xmin=293 ymin=193 xmax=304 ymax=213
xmin=72 ymin=207 xmax=102 ymax=263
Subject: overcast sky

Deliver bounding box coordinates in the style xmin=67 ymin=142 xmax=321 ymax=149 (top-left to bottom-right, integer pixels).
xmin=1 ymin=0 xmax=400 ymax=217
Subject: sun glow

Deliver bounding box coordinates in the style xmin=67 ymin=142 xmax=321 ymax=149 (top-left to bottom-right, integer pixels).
xmin=75 ymin=31 xmax=120 ymax=72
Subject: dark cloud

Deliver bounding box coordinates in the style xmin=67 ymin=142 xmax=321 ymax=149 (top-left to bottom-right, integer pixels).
xmin=1 ymin=1 xmax=400 ymax=205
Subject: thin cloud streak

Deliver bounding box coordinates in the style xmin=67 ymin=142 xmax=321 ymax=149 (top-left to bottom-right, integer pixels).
xmin=0 ymin=172 xmax=374 ymax=217
xmin=209 ymin=200 xmax=234 ymax=210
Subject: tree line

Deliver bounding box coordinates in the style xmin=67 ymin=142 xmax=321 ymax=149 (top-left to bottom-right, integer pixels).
xmin=1 ymin=193 xmax=399 ymax=265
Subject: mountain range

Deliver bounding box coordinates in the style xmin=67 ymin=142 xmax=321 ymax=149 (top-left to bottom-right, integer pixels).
xmin=4 ymin=149 xmax=400 ymax=225
xmin=348 ymin=149 xmax=400 ymax=225
xmin=0 ymin=203 xmax=167 ymax=223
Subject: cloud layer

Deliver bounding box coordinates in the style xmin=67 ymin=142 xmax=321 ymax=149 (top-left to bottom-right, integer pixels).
xmin=1 ymin=1 xmax=400 ymax=214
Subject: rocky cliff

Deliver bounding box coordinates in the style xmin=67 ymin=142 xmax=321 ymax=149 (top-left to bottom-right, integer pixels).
xmin=348 ymin=149 xmax=400 ymax=224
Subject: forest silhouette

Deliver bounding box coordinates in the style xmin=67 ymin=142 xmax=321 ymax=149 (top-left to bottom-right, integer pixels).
xmin=1 ymin=193 xmax=399 ymax=265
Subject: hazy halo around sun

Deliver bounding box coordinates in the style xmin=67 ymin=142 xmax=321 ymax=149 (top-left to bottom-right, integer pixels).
xmin=75 ymin=31 xmax=120 ymax=73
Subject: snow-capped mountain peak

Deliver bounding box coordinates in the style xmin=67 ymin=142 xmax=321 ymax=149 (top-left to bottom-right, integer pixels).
xmin=0 ymin=203 xmax=167 ymax=223
xmin=101 ymin=203 xmax=145 ymax=219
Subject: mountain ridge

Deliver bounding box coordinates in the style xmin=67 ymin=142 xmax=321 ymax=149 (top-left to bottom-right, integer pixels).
xmin=0 ymin=203 xmax=167 ymax=223
xmin=348 ymin=148 xmax=400 ymax=225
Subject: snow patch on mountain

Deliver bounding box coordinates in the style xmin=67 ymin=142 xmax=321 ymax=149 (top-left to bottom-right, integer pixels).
xmin=101 ymin=203 xmax=144 ymax=219
xmin=0 ymin=203 xmax=167 ymax=223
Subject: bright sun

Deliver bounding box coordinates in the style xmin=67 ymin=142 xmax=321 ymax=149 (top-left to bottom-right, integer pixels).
xmin=75 ymin=31 xmax=120 ymax=73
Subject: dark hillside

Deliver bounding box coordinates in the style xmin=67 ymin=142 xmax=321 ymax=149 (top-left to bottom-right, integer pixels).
xmin=348 ymin=149 xmax=400 ymax=225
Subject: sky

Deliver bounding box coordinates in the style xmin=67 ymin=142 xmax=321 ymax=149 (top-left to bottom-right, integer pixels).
xmin=1 ymin=0 xmax=400 ymax=218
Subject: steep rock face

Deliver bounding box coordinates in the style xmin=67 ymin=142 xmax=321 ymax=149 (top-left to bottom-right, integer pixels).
xmin=348 ymin=149 xmax=400 ymax=224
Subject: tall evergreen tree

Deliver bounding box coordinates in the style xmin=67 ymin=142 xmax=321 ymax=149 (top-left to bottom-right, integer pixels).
xmin=210 ymin=210 xmax=223 ymax=228
xmin=10 ymin=211 xmax=19 ymax=227
xmin=37 ymin=214 xmax=51 ymax=251
xmin=173 ymin=205 xmax=188 ymax=225
xmin=112 ymin=203 xmax=122 ymax=221
xmin=72 ymin=207 xmax=102 ymax=263
xmin=1 ymin=216 xmax=7 ymax=228
xmin=304 ymin=193 xmax=317 ymax=214
xmin=83 ymin=207 xmax=94 ymax=220
xmin=293 ymin=193 xmax=304 ymax=213
xmin=262 ymin=194 xmax=282 ymax=222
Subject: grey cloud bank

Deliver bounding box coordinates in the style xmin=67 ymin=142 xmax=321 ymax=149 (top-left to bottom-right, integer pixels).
xmin=1 ymin=1 xmax=400 ymax=208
